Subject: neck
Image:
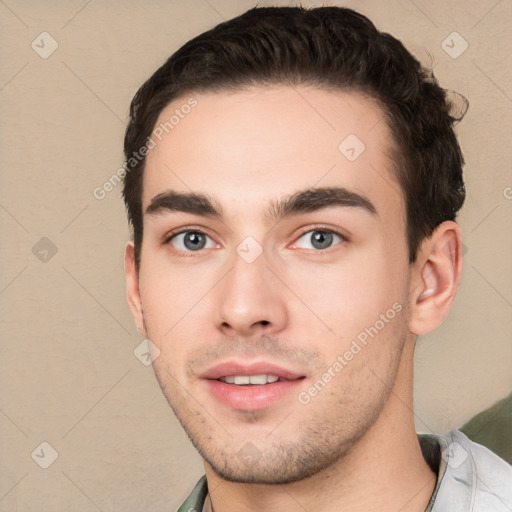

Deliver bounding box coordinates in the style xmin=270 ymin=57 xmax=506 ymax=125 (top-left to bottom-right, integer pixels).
xmin=204 ymin=340 xmax=436 ymax=512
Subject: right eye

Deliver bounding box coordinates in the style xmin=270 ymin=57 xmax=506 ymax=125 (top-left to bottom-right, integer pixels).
xmin=167 ymin=231 xmax=217 ymax=252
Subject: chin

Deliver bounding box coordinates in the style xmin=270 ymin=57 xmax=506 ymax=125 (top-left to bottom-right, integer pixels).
xmin=206 ymin=460 xmax=320 ymax=485
xmin=199 ymin=434 xmax=358 ymax=486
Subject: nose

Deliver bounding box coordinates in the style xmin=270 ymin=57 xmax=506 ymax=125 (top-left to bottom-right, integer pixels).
xmin=214 ymin=250 xmax=288 ymax=338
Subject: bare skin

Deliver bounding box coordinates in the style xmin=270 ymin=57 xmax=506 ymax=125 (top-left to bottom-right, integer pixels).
xmin=125 ymin=86 xmax=463 ymax=511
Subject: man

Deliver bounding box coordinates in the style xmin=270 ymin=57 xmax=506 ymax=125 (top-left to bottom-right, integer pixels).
xmin=122 ymin=6 xmax=512 ymax=511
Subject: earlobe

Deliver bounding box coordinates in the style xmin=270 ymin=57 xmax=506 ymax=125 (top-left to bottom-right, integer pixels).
xmin=409 ymin=221 xmax=463 ymax=336
xmin=124 ymin=242 xmax=147 ymax=337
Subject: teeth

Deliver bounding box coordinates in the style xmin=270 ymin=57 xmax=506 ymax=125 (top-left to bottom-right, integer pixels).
xmin=220 ymin=374 xmax=280 ymax=385
xmin=246 ymin=375 xmax=266 ymax=385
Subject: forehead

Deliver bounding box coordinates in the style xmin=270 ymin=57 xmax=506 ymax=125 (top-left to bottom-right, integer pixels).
xmin=142 ymin=86 xmax=404 ymax=220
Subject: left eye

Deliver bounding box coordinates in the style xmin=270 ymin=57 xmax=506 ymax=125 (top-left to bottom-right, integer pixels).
xmin=294 ymin=230 xmax=344 ymax=250
xmin=168 ymin=231 xmax=216 ymax=251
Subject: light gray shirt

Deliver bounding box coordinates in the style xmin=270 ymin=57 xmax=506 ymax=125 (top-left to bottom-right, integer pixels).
xmin=429 ymin=430 xmax=512 ymax=511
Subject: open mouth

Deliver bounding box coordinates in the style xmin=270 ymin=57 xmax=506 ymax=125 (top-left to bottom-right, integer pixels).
xmin=217 ymin=374 xmax=287 ymax=385
xmin=202 ymin=363 xmax=306 ymax=410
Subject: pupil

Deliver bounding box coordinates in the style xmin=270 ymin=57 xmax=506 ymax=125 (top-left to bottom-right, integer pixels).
xmin=312 ymin=231 xmax=332 ymax=249
xmin=185 ymin=232 xmax=206 ymax=250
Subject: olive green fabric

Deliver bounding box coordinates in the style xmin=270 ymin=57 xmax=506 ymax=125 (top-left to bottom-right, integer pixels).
xmin=460 ymin=392 xmax=512 ymax=464
xmin=177 ymin=475 xmax=208 ymax=512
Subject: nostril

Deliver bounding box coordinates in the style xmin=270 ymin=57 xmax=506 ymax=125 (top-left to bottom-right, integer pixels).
xmin=259 ymin=320 xmax=270 ymax=326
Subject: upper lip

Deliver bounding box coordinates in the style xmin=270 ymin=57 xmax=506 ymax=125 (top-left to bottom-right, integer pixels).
xmin=200 ymin=360 xmax=305 ymax=381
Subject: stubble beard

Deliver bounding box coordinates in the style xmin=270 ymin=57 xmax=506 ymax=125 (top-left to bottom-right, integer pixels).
xmin=150 ymin=319 xmax=408 ymax=485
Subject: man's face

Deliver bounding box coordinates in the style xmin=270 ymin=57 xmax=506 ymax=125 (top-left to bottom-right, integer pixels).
xmin=134 ymin=86 xmax=414 ymax=483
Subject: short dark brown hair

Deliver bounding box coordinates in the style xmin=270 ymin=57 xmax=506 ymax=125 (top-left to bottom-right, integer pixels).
xmin=123 ymin=6 xmax=466 ymax=267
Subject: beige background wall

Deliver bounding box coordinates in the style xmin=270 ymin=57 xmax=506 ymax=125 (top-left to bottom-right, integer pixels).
xmin=0 ymin=0 xmax=510 ymax=510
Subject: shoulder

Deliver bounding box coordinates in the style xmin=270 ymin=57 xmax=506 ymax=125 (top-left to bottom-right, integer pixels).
xmin=433 ymin=429 xmax=512 ymax=511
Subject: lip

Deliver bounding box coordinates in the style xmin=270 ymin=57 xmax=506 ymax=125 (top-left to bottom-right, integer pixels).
xmin=200 ymin=361 xmax=304 ymax=381
xmin=201 ymin=360 xmax=306 ymax=411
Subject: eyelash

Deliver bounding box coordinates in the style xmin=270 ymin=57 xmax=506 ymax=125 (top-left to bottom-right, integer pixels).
xmin=164 ymin=225 xmax=348 ymax=253
xmin=164 ymin=227 xmax=206 ymax=244
xmin=293 ymin=225 xmax=348 ymax=250
xmin=163 ymin=226 xmax=218 ymax=254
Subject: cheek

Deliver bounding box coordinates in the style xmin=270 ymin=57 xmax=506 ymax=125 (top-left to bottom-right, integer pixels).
xmin=138 ymin=257 xmax=208 ymax=342
xmin=283 ymin=253 xmax=407 ymax=350
xmin=139 ymin=275 xmax=201 ymax=378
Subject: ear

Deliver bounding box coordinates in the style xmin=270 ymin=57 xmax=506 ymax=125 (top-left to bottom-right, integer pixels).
xmin=409 ymin=221 xmax=463 ymax=336
xmin=124 ymin=242 xmax=147 ymax=337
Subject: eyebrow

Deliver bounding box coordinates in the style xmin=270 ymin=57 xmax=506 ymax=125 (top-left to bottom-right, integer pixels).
xmin=146 ymin=191 xmax=223 ymax=218
xmin=267 ymin=186 xmax=377 ymax=222
xmin=145 ymin=187 xmax=377 ymax=221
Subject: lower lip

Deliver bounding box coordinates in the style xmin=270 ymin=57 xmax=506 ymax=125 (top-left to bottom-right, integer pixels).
xmin=205 ymin=379 xmax=303 ymax=411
